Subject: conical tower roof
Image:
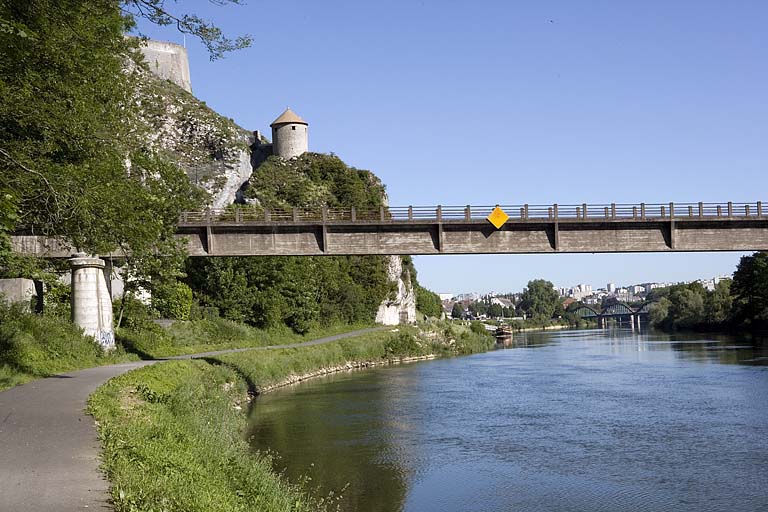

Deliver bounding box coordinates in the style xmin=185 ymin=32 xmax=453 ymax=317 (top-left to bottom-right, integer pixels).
xmin=270 ymin=107 xmax=308 ymax=127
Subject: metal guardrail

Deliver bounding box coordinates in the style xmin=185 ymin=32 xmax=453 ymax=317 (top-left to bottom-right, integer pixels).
xmin=179 ymin=201 xmax=766 ymax=225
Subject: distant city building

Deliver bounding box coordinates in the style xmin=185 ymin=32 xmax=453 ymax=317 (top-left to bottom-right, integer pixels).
xmin=438 ymin=293 xmax=454 ymax=301
xmin=559 ymin=283 xmax=593 ymax=300
xmin=607 ymin=283 xmax=616 ymax=293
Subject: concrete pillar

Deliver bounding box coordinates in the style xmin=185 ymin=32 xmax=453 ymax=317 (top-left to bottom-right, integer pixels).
xmin=70 ymin=253 xmax=115 ymax=351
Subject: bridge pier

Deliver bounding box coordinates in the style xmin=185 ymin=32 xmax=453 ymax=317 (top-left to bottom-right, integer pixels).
xmin=70 ymin=253 xmax=115 ymax=351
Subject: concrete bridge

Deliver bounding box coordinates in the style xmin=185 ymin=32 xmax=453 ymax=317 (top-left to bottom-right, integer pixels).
xmin=12 ymin=201 xmax=768 ymax=258
xmin=571 ymin=302 xmax=652 ymax=329
xmin=10 ymin=201 xmax=765 ymax=350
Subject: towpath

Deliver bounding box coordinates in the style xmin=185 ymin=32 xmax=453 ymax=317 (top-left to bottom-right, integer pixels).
xmin=0 ymin=327 xmax=387 ymax=511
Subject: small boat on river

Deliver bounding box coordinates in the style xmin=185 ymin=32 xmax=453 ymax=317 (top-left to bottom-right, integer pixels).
xmin=494 ymin=325 xmax=513 ymax=347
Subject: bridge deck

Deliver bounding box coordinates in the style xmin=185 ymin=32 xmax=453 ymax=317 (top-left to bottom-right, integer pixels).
xmin=12 ymin=201 xmax=768 ymax=257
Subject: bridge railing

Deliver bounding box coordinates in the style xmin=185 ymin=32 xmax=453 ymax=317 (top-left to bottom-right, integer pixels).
xmin=178 ymin=201 xmax=765 ymax=225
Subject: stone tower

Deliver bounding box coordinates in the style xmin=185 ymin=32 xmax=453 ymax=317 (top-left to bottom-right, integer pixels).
xmin=270 ymin=108 xmax=308 ymax=159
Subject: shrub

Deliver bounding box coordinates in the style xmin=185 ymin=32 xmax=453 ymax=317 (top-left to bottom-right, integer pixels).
xmin=152 ymin=281 xmax=193 ymax=320
xmin=470 ymin=321 xmax=488 ymax=336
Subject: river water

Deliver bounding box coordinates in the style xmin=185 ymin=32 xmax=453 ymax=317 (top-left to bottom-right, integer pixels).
xmin=247 ymin=329 xmax=768 ymax=511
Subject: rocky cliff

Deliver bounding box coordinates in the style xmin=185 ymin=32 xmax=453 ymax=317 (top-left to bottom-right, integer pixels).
xmin=375 ymin=255 xmax=416 ymax=325
xmin=135 ymin=66 xmax=253 ymax=208
xmin=137 ymin=52 xmax=415 ymax=325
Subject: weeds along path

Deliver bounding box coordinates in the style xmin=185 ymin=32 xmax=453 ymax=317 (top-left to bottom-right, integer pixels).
xmin=0 ymin=327 xmax=388 ymax=512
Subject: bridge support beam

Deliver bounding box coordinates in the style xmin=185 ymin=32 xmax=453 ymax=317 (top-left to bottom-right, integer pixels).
xmin=70 ymin=253 xmax=115 ymax=351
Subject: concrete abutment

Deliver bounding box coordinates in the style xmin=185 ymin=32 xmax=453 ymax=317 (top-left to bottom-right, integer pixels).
xmin=69 ymin=253 xmax=115 ymax=351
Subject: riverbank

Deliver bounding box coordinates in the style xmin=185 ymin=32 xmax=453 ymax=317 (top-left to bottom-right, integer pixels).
xmin=0 ymin=300 xmax=373 ymax=391
xmin=87 ymin=323 xmax=493 ymax=512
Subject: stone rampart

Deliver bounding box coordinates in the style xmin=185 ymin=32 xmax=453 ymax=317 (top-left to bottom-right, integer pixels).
xmin=139 ymin=39 xmax=192 ymax=93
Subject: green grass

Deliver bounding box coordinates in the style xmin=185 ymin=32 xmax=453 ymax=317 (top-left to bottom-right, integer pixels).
xmin=88 ymin=360 xmax=321 ymax=512
xmin=88 ymin=324 xmax=493 ymax=512
xmin=213 ymin=323 xmax=494 ymax=391
xmin=118 ymin=318 xmax=375 ymax=358
xmin=0 ymin=300 xmax=373 ymax=391
xmin=0 ymin=304 xmax=137 ymax=391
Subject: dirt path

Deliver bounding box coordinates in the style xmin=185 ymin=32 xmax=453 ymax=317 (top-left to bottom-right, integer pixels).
xmin=0 ymin=327 xmax=387 ymax=511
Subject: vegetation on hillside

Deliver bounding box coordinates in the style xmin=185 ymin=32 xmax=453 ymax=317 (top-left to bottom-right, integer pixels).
xmin=183 ymin=153 xmax=442 ymax=333
xmin=0 ymin=302 xmax=136 ymax=390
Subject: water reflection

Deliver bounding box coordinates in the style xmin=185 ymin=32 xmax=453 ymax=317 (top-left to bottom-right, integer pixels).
xmin=247 ymin=371 xmax=410 ymax=511
xmin=248 ymin=329 xmax=768 ymax=512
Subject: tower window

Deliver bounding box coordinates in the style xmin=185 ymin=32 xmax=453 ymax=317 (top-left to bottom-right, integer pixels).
xmin=291 ymin=126 xmax=296 ymax=130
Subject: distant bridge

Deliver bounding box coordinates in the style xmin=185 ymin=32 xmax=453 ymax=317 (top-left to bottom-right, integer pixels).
xmin=12 ymin=201 xmax=768 ymax=257
xmin=571 ymin=302 xmax=652 ymax=329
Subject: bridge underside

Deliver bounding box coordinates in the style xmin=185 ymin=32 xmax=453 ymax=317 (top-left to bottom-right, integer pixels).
xmin=12 ymin=218 xmax=768 ymax=257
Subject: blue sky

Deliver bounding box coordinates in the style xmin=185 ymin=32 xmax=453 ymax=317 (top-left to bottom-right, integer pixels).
xmin=133 ymin=0 xmax=767 ymax=294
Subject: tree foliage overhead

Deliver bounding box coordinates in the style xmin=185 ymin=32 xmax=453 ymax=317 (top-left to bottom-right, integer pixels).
xmin=0 ymin=0 xmax=204 ymax=277
xmin=122 ymin=0 xmax=252 ymax=60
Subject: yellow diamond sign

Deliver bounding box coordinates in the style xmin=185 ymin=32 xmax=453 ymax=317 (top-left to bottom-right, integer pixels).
xmin=487 ymin=206 xmax=509 ymax=229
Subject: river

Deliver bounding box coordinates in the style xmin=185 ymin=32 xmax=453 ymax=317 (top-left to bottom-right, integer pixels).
xmin=247 ymin=329 xmax=768 ymax=512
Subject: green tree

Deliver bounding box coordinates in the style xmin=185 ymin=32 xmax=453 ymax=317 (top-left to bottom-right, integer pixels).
xmin=468 ymin=300 xmax=487 ymax=317
xmin=731 ymin=252 xmax=768 ymax=327
xmin=487 ymin=303 xmax=503 ymax=318
xmin=667 ymin=285 xmax=706 ymax=329
xmin=152 ymin=281 xmax=193 ymax=320
xmin=451 ymin=302 xmax=464 ymax=319
xmin=415 ymin=284 xmax=442 ymax=318
xmin=0 ymin=190 xmax=17 ymax=273
xmin=705 ymin=279 xmax=732 ymax=325
xmin=1 ymin=1 xmax=203 ymax=282
xmin=122 ymin=0 xmax=252 ymax=60
xmin=649 ymin=296 xmax=671 ymax=328
xmin=519 ymin=279 xmax=561 ymax=321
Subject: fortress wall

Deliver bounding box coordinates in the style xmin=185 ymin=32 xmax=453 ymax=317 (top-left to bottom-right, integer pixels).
xmin=139 ymin=39 xmax=192 ymax=93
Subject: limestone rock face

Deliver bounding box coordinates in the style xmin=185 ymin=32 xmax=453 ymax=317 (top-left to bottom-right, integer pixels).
xmin=135 ymin=66 xmax=253 ymax=208
xmin=375 ymin=256 xmax=416 ymax=325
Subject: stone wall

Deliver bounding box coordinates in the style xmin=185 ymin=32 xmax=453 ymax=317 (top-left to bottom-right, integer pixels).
xmin=0 ymin=278 xmax=36 ymax=308
xmin=138 ymin=39 xmax=192 ymax=93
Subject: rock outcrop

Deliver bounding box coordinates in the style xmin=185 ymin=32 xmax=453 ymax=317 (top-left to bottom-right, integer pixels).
xmin=375 ymin=256 xmax=416 ymax=325
xmin=135 ymin=66 xmax=253 ymax=208
xmin=137 ymin=44 xmax=417 ymax=325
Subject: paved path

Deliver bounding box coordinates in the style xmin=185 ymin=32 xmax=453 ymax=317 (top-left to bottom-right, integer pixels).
xmin=0 ymin=327 xmax=387 ymax=511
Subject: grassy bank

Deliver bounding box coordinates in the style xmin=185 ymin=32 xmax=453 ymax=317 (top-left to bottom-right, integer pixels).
xmin=0 ymin=303 xmax=137 ymax=391
xmin=87 ymin=324 xmax=493 ymax=512
xmin=0 ymin=298 xmax=372 ymax=391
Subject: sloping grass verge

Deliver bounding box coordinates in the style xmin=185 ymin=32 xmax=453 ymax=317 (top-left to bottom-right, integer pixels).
xmin=118 ymin=318 xmax=372 ymax=359
xmin=0 ymin=298 xmax=372 ymax=391
xmin=0 ymin=304 xmax=137 ymax=391
xmin=88 ymin=324 xmax=493 ymax=512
